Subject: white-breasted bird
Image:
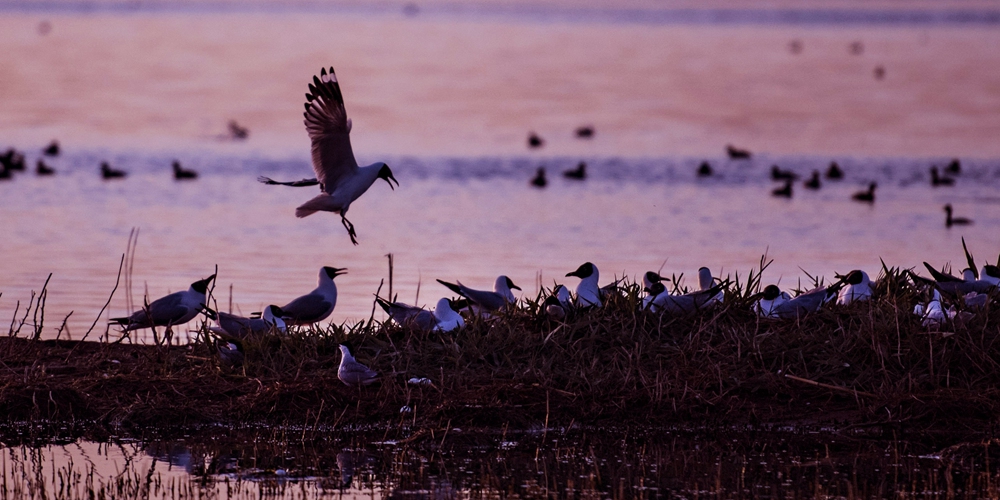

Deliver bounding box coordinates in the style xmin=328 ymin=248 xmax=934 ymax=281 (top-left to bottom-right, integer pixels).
xmin=110 ymin=274 xmax=215 ymax=333
xmin=754 ymin=284 xmax=840 ymax=319
xmin=837 ymin=270 xmax=872 ymax=305
xmin=437 ymin=276 xmax=520 ymax=312
xmin=209 ymin=304 xmax=287 ymax=339
xmin=259 ymin=67 xmax=398 ymax=245
xmin=566 ymin=262 xmax=602 ymax=307
xmin=698 ymin=267 xmax=725 ymax=305
xmin=279 ymin=266 xmax=346 ymax=326
xmin=338 ymin=345 xmax=378 ymax=387
xmin=377 ymin=297 xmax=465 ymax=332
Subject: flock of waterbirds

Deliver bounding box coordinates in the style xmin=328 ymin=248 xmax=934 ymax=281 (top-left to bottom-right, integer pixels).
xmin=104 ymin=240 xmax=1000 ymax=387
xmin=6 ymin=65 xmax=995 ymax=388
xmin=0 ymin=143 xmax=200 ymax=181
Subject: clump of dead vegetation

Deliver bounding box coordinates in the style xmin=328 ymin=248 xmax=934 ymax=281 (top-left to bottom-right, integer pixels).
xmin=1 ymin=260 xmax=999 ymax=439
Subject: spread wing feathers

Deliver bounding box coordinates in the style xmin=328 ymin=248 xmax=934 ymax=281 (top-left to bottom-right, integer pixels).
xmin=303 ymin=67 xmax=358 ymax=190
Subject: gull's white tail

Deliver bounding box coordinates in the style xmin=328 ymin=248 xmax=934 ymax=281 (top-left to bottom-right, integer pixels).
xmin=295 ymin=193 xmax=339 ymax=218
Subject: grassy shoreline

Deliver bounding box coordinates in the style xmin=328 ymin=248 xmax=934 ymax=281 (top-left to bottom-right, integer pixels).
xmin=2 ymin=267 xmax=999 ymax=440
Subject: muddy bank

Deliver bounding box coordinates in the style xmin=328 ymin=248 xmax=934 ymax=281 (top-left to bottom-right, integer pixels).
xmin=2 ymin=274 xmax=999 ymax=439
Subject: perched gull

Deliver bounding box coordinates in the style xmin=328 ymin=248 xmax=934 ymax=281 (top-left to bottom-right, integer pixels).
xmin=698 ymin=267 xmax=725 ymax=305
xmin=754 ymin=284 xmax=840 ymax=319
xmin=377 ymin=297 xmax=464 ymax=332
xmin=110 ymin=274 xmax=216 ymax=333
xmin=913 ymin=289 xmax=951 ymax=327
xmin=981 ymin=265 xmax=1000 ymax=285
xmin=644 ymin=281 xmax=727 ymax=314
xmin=216 ymin=340 xmax=245 ymax=366
xmin=566 ymin=262 xmax=602 ymax=307
xmin=338 ymin=345 xmax=378 ymax=387
xmin=837 ymin=270 xmax=872 ymax=305
xmin=543 ymin=284 xmax=572 ymax=319
xmin=280 ymin=266 xmax=346 ymax=326
xmin=259 ymin=67 xmax=398 ymax=245
xmin=437 ymin=275 xmax=520 ymax=312
xmin=919 ymin=262 xmax=996 ymax=295
xmin=208 ymin=304 xmax=286 ymax=339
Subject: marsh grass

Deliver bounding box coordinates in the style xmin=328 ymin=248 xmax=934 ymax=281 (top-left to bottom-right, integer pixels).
xmin=1 ymin=262 xmax=999 ymax=438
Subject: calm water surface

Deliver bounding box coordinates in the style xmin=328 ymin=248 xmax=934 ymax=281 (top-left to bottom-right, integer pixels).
xmin=3 ymin=430 xmax=998 ymax=498
xmin=1 ymin=6 xmax=999 ymax=338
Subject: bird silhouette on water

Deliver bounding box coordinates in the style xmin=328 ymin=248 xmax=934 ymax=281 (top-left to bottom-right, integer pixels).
xmin=944 ymin=204 xmax=972 ymax=227
xmin=803 ymin=170 xmax=821 ymax=190
xmin=726 ymin=144 xmax=751 ymax=160
xmin=852 ymin=182 xmax=876 ymax=203
xmin=227 ymin=120 xmax=249 ymax=140
xmin=36 ymin=159 xmax=55 ymax=176
xmin=531 ymin=167 xmax=547 ymax=188
xmin=945 ymin=159 xmax=962 ymax=175
xmin=772 ymin=179 xmax=793 ymax=198
xmin=696 ymin=161 xmax=713 ymax=178
xmin=172 ymin=160 xmax=198 ymax=180
xmin=42 ymin=140 xmax=60 ymax=157
xmin=528 ymin=132 xmax=544 ymax=149
xmin=930 ymin=166 xmax=954 ymax=187
xmin=575 ymin=125 xmax=594 ymax=139
xmin=100 ymin=162 xmax=127 ymax=180
xmin=563 ymin=162 xmax=586 ymax=180
xmin=826 ymin=161 xmax=844 ymax=180
xmin=770 ymin=165 xmax=798 ymax=181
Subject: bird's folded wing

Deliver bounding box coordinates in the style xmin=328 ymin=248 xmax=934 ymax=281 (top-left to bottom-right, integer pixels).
xmin=304 ymin=67 xmax=359 ymax=190
xmin=281 ymin=293 xmax=332 ymax=321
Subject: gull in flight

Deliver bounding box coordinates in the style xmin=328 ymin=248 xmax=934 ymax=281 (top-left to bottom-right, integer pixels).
xmin=279 ymin=266 xmax=346 ymax=326
xmin=110 ymin=274 xmax=215 ymax=334
xmin=338 ymin=345 xmax=378 ymax=386
xmin=207 ymin=304 xmax=287 ymax=339
xmin=377 ymin=297 xmax=465 ymax=332
xmin=257 ymin=67 xmax=398 ymax=245
xmin=437 ymin=276 xmax=520 ymax=312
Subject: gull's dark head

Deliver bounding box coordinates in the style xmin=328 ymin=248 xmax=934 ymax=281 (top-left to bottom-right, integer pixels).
xmin=378 ymin=163 xmax=398 ymax=190
xmin=191 ymin=274 xmax=216 ymax=294
xmin=567 ymin=262 xmax=596 ymax=279
xmin=645 ymin=282 xmax=666 ymax=296
xmin=504 ymin=276 xmax=521 ymax=291
xmin=762 ymin=285 xmax=782 ymax=300
xmin=845 ymin=270 xmax=865 ymax=285
xmin=643 ymin=271 xmax=665 ymax=287
xmin=324 ymin=266 xmax=348 ymax=280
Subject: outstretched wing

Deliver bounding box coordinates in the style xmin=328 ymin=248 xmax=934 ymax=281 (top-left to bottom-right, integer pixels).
xmin=303 ymin=67 xmax=358 ymax=190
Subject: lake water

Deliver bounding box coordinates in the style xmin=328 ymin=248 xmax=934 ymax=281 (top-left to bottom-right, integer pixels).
xmin=2 ymin=429 xmax=997 ymax=499
xmin=1 ymin=2 xmax=1000 ymax=339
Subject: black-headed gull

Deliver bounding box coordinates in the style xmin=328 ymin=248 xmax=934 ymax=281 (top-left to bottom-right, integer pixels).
xmin=338 ymin=345 xmax=378 ymax=386
xmin=837 ymin=270 xmax=872 ymax=305
xmin=260 ymin=67 xmax=398 ymax=245
xmin=437 ymin=276 xmax=520 ymax=312
xmin=111 ymin=274 xmax=215 ymax=333
xmin=566 ymin=262 xmax=602 ymax=307
xmin=280 ymin=266 xmax=346 ymax=326
xmin=209 ymin=304 xmax=286 ymax=339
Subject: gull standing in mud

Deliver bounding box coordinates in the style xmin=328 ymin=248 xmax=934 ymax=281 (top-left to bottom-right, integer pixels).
xmin=279 ymin=266 xmax=346 ymax=326
xmin=110 ymin=274 xmax=216 ymax=335
xmin=566 ymin=262 xmax=602 ymax=307
xmin=437 ymin=276 xmax=520 ymax=313
xmin=338 ymin=345 xmax=378 ymax=387
xmin=257 ymin=67 xmax=398 ymax=245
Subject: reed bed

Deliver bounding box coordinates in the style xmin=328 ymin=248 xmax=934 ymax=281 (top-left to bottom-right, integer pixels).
xmin=1 ymin=264 xmax=999 ymax=439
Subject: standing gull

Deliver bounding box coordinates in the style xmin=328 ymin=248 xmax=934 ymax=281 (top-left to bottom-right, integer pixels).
xmin=377 ymin=297 xmax=464 ymax=332
xmin=110 ymin=274 xmax=216 ymax=334
xmin=258 ymin=67 xmax=398 ymax=245
xmin=280 ymin=266 xmax=346 ymax=326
